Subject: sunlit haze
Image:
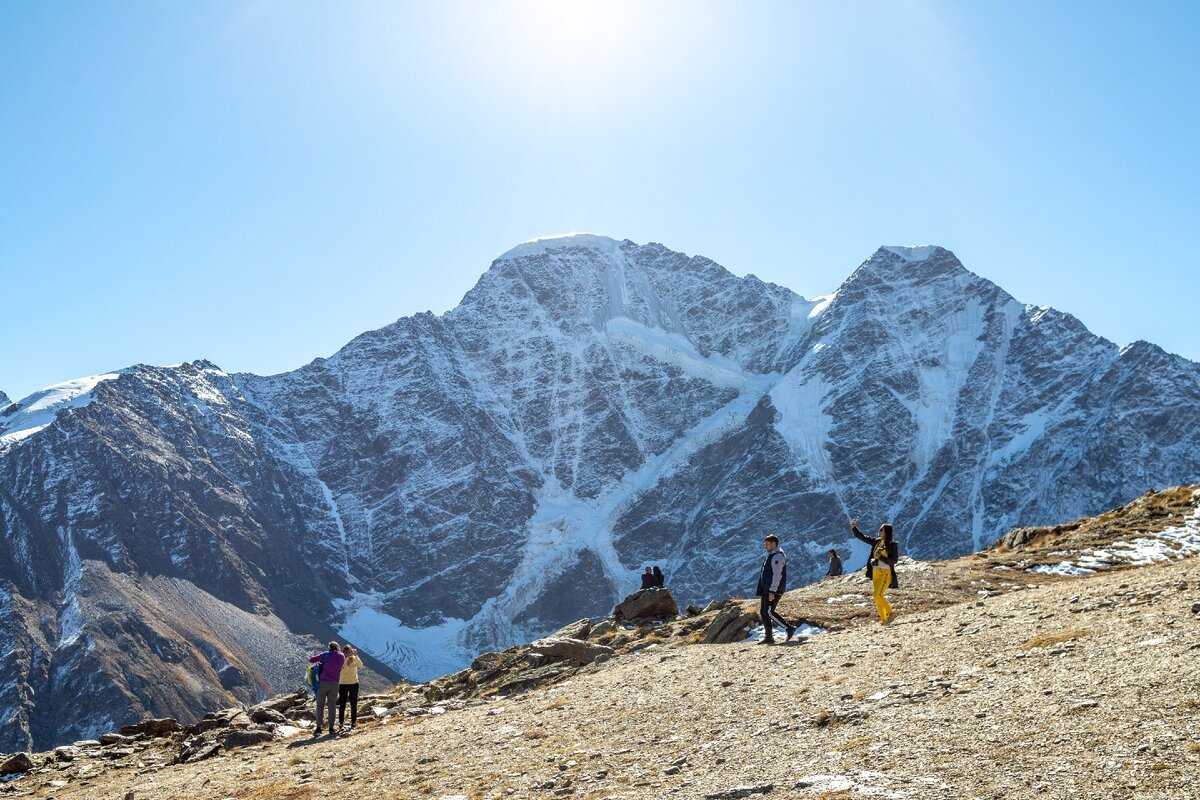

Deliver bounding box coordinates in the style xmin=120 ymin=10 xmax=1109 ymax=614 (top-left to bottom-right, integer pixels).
xmin=1 ymin=1 xmax=1198 ymax=400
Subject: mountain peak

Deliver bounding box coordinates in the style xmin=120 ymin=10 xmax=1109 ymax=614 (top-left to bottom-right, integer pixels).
xmin=880 ymin=244 xmax=946 ymax=262
xmin=497 ymin=233 xmax=625 ymax=261
xmin=843 ymin=245 xmax=987 ymax=293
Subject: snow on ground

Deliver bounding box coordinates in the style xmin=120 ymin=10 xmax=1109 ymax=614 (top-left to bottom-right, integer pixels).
xmin=746 ymin=622 xmax=827 ymax=643
xmin=0 ymin=373 xmax=120 ymax=448
xmin=1027 ymin=495 xmax=1200 ymax=577
xmin=793 ymin=770 xmax=916 ymax=798
xmin=333 ymin=594 xmax=469 ymax=683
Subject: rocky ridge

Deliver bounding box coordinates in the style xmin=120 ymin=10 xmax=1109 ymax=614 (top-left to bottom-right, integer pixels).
xmin=3 ymin=235 xmax=1200 ymax=750
xmin=1 ymin=486 xmax=1197 ymax=799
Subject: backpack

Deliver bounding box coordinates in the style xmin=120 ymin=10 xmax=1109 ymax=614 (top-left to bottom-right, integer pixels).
xmin=305 ymin=653 xmax=328 ymax=694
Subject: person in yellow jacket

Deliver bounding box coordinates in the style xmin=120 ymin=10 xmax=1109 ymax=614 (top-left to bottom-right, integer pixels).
xmin=338 ymin=645 xmax=364 ymax=731
xmin=851 ymin=518 xmax=899 ymax=623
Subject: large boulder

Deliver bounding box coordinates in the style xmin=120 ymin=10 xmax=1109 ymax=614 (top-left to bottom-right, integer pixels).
xmin=493 ymin=662 xmax=578 ymax=696
xmin=249 ymin=707 xmax=287 ymax=725
xmin=552 ymin=618 xmax=592 ymax=640
xmin=589 ymin=619 xmax=618 ymax=638
xmin=612 ymin=588 xmax=679 ymax=622
xmin=0 ymin=752 xmax=34 ymax=775
xmin=527 ymin=637 xmax=614 ymax=665
xmin=178 ymin=737 xmax=221 ymax=764
xmin=701 ymin=605 xmax=757 ymax=644
xmin=118 ymin=718 xmax=183 ymax=738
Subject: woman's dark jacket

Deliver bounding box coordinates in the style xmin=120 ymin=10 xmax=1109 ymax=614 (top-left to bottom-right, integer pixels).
xmin=851 ymin=525 xmax=899 ymax=589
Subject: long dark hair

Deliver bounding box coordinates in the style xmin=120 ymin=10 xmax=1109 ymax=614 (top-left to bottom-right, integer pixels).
xmin=652 ymin=566 xmax=663 ymax=577
xmin=880 ymin=524 xmax=894 ymax=544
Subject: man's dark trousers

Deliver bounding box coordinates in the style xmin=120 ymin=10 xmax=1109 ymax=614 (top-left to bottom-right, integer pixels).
xmin=760 ymin=592 xmax=788 ymax=641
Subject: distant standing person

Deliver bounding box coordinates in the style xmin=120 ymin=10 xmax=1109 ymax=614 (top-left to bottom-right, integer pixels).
xmin=652 ymin=565 xmax=665 ymax=588
xmin=641 ymin=567 xmax=655 ymax=589
xmin=309 ymin=642 xmax=345 ymax=736
xmin=755 ymin=535 xmax=796 ymax=645
xmin=338 ymin=645 xmax=363 ymax=731
xmin=851 ymin=518 xmax=899 ymax=624
xmin=826 ymin=549 xmax=843 ymax=577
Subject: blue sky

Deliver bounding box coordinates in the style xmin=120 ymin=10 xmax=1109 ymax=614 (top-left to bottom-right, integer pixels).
xmin=2 ymin=1 xmax=1198 ymax=401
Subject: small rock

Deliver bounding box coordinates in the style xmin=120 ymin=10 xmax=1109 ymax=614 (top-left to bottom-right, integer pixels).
xmin=53 ymin=746 xmax=81 ymax=762
xmin=221 ymin=729 xmax=275 ymax=750
xmin=704 ymin=786 xmax=774 ymax=799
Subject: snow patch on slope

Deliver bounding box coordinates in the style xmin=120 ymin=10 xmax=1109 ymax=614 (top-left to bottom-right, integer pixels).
xmin=1028 ymin=493 xmax=1200 ymax=576
xmin=0 ymin=374 xmax=121 ymax=448
xmin=607 ymin=317 xmax=750 ymax=389
xmin=911 ymin=300 xmax=987 ymax=471
xmin=770 ymin=370 xmax=834 ymax=476
xmin=334 ymin=594 xmax=469 ymax=682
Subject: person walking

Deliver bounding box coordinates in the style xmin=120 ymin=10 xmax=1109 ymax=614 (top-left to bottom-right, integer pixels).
xmin=309 ymin=642 xmax=346 ymax=736
xmin=640 ymin=567 xmax=655 ymax=589
xmin=755 ymin=535 xmax=795 ymax=645
xmin=651 ymin=565 xmax=665 ymax=588
xmin=338 ymin=645 xmax=363 ymax=731
xmin=826 ymin=548 xmax=843 ymax=577
xmin=850 ymin=518 xmax=899 ymax=623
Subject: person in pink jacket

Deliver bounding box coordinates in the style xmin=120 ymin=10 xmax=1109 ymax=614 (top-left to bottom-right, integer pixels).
xmin=309 ymin=642 xmax=345 ymax=736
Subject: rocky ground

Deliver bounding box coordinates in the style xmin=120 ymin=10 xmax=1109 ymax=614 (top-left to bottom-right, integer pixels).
xmin=2 ymin=487 xmax=1198 ymax=800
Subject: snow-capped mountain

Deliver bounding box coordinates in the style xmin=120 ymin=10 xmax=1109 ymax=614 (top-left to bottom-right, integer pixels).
xmin=2 ymin=235 xmax=1198 ymax=749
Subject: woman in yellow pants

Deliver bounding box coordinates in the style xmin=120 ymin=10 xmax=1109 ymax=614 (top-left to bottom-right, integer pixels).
xmin=851 ymin=518 xmax=899 ymax=623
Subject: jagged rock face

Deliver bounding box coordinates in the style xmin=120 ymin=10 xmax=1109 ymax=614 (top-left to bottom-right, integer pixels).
xmin=2 ymin=235 xmax=1199 ymax=749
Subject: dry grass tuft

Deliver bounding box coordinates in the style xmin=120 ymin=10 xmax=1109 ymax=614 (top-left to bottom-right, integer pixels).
xmin=523 ymin=728 xmax=548 ymax=739
xmin=236 ymin=783 xmax=318 ymax=800
xmin=543 ymin=698 xmax=570 ymax=711
xmin=1023 ymin=629 xmax=1090 ymax=650
xmin=834 ymin=735 xmax=872 ymax=752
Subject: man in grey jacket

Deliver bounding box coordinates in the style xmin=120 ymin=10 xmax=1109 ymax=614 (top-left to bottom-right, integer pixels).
xmin=755 ymin=535 xmax=795 ymax=645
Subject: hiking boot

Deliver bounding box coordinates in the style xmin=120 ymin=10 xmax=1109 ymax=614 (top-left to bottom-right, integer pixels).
xmin=785 ymin=625 xmax=797 ymax=641
xmin=757 ymin=638 xmax=776 ymax=646
xmin=312 ymin=728 xmax=322 ymax=737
